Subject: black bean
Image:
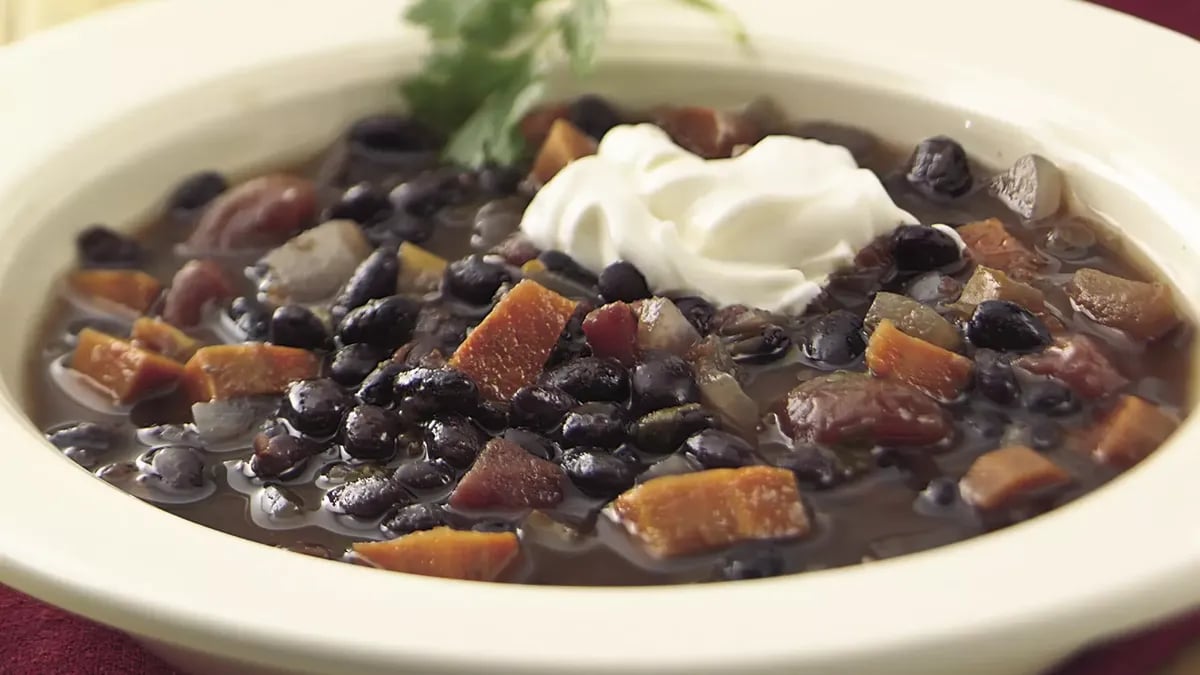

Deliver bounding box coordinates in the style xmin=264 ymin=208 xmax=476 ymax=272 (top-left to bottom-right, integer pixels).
xmin=167 ymin=171 xmax=228 ymax=214
xmin=422 ymin=416 xmax=486 ymax=469
xmin=477 ymin=164 xmax=522 ymax=195
xmin=598 ymin=261 xmax=651 ymax=303
xmin=538 ymin=250 xmax=598 ymax=285
xmin=715 ymin=548 xmax=784 ymax=581
xmin=325 ymin=182 xmax=393 ymax=225
xmin=392 ymin=460 xmax=455 ymax=491
xmin=967 ymin=409 xmax=1010 ymax=439
xmin=270 ymin=305 xmax=329 ymax=350
xmin=773 ymin=448 xmax=847 ymax=490
xmin=250 ymin=433 xmax=320 ymax=480
xmin=357 ymin=362 xmax=404 ymax=406
xmin=1025 ymin=380 xmax=1080 ymax=417
xmin=340 ymin=405 xmax=402 ymax=460
xmin=76 ymin=225 xmax=142 ymax=268
xmin=282 ymin=379 xmax=352 ymax=437
xmin=502 ymin=429 xmax=560 ymax=462
xmin=891 ymin=224 xmax=961 ymax=273
xmin=510 ymin=385 xmax=578 ymax=431
xmin=1029 ymin=420 xmax=1064 ymax=451
xmin=560 ymin=403 xmax=627 ymax=449
xmin=560 ymin=448 xmax=638 ymax=498
xmin=567 ymin=94 xmax=622 ymax=140
xmin=389 ymin=170 xmax=461 ymax=217
xmin=684 ymin=429 xmax=757 ymax=469
xmin=348 ymin=115 xmax=441 ymax=155
xmin=966 ymin=300 xmax=1051 ymax=352
xmin=145 ymin=446 xmax=206 ymax=490
xmin=393 ymin=367 xmax=480 ymax=416
xmin=922 ymin=477 xmax=959 ymax=507
xmin=906 ymin=135 xmax=973 ymax=200
xmin=631 ymin=354 xmax=699 ymax=415
xmin=380 ymin=503 xmax=453 ymax=538
xmin=728 ymin=324 xmax=793 ymax=365
xmin=542 ymin=357 xmax=628 ymax=403
xmin=797 ymin=310 xmax=866 ymax=367
xmin=631 ymin=403 xmax=718 ymax=454
xmin=332 ymin=246 xmax=399 ymax=321
xmin=443 ymin=254 xmax=511 ymax=305
xmin=325 ymin=474 xmax=414 ymax=518
xmin=46 ymin=421 xmax=119 ymax=453
xmin=671 ymin=296 xmax=716 ymax=336
xmin=229 ymin=296 xmax=270 ymax=341
xmin=330 ymin=344 xmax=387 ymax=387
xmin=337 ymin=295 xmax=420 ymax=350
xmin=974 ymin=350 xmax=1019 ymax=404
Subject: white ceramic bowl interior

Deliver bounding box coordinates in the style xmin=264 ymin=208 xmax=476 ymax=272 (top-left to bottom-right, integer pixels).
xmin=0 ymin=1 xmax=1199 ymax=674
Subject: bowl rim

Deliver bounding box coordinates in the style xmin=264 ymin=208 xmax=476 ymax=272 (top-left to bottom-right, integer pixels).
xmin=2 ymin=1 xmax=1200 ymax=673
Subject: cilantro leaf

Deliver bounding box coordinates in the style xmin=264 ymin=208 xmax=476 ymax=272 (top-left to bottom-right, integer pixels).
xmin=559 ymin=0 xmax=609 ymax=75
xmin=441 ymin=52 xmax=547 ymax=167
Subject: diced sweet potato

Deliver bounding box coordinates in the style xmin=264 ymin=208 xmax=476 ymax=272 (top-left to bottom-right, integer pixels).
xmin=530 ymin=119 xmax=597 ymax=186
xmin=654 ymin=106 xmax=763 ymax=159
xmin=161 ymin=259 xmax=234 ymax=328
xmin=68 ymin=270 xmax=161 ymax=315
xmin=956 ymin=219 xmax=1043 ymax=278
xmin=1067 ymin=268 xmax=1179 ymax=341
xmin=864 ymin=292 xmax=962 ymax=351
xmin=782 ymin=372 xmax=952 ymax=448
xmin=583 ymin=302 xmax=638 ymax=366
xmin=1015 ymin=334 xmax=1127 ymax=399
xmin=956 ymin=265 xmax=1045 ymax=312
xmin=131 ymin=317 xmax=201 ymax=362
xmin=182 ymin=343 xmax=321 ymax=403
xmin=70 ymin=328 xmax=184 ymax=403
xmin=610 ymin=466 xmax=810 ymax=559
xmin=449 ymin=438 xmax=565 ymax=510
xmin=449 ymin=280 xmax=578 ymax=400
xmin=397 ymin=242 xmax=447 ymax=294
xmin=866 ymin=319 xmax=973 ymax=401
xmin=1090 ymin=395 xmax=1179 ymax=468
xmin=960 ymin=445 xmax=1071 ymax=510
xmin=353 ymin=527 xmax=519 ymax=581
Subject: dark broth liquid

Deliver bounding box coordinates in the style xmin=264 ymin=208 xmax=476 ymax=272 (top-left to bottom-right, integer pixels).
xmin=25 ymin=129 xmax=1194 ymax=585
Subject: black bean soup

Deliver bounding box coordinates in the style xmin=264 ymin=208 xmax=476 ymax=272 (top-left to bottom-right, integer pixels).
xmin=28 ymin=96 xmax=1192 ymax=585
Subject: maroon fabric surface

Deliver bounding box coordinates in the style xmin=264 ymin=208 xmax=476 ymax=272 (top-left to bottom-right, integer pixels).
xmin=2 ymin=2 xmax=1198 ymax=675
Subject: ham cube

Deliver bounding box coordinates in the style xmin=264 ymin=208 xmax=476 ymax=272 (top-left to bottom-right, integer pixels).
xmin=654 ymin=106 xmax=762 ymax=159
xmin=1091 ymin=395 xmax=1179 ymax=468
xmin=161 ymin=259 xmax=234 ymax=328
xmin=71 ymin=328 xmax=184 ymax=404
xmin=449 ymin=438 xmax=565 ymax=510
xmin=1015 ymin=334 xmax=1127 ymax=400
xmin=782 ymin=372 xmax=952 ymax=448
xmin=610 ymin=466 xmax=810 ymax=558
xmin=182 ymin=343 xmax=320 ymax=402
xmin=583 ymin=302 xmax=638 ymax=366
xmin=960 ymin=445 xmax=1071 ymax=510
xmin=449 ymin=280 xmax=578 ymax=400
xmin=353 ymin=527 xmax=519 ymax=581
xmin=68 ymin=269 xmax=161 ymax=315
xmin=866 ymin=319 xmax=973 ymax=401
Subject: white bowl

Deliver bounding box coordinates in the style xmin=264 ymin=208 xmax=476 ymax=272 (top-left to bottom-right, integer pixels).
xmin=1 ymin=1 xmax=1199 ymax=673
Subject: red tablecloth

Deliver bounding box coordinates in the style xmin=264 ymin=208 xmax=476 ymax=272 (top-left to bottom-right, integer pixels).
xmin=2 ymin=2 xmax=1198 ymax=674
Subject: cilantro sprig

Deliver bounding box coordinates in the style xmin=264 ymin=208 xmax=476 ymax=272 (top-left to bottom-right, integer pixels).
xmin=401 ymin=0 xmax=747 ymax=169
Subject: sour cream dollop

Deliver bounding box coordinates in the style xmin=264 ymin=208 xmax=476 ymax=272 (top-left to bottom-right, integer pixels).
xmin=519 ymin=124 xmax=919 ymax=313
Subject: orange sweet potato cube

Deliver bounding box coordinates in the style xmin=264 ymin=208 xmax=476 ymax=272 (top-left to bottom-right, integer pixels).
xmin=529 ymin=119 xmax=597 ymax=185
xmin=353 ymin=527 xmax=519 ymax=581
xmin=449 ymin=280 xmax=578 ymax=400
xmin=131 ymin=317 xmax=201 ymax=362
xmin=866 ymin=319 xmax=973 ymax=401
xmin=70 ymin=328 xmax=184 ymax=403
xmin=960 ymin=445 xmax=1071 ymax=510
xmin=956 ymin=218 xmax=1043 ymax=279
xmin=68 ymin=269 xmax=162 ymax=315
xmin=182 ymin=343 xmax=321 ymax=402
xmin=610 ymin=466 xmax=811 ymax=559
xmin=1091 ymin=395 xmax=1179 ymax=468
